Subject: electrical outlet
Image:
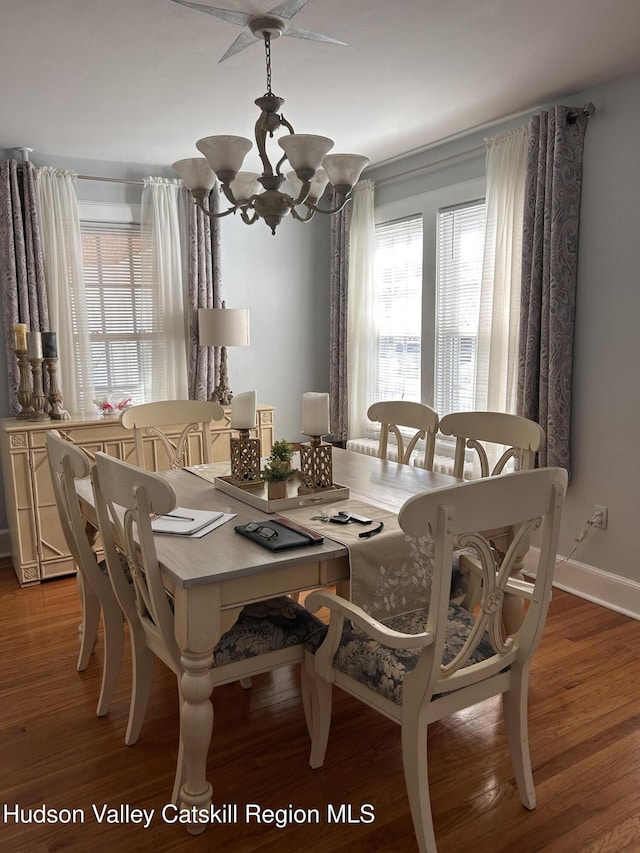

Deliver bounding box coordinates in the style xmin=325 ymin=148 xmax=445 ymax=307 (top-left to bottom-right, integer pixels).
xmin=593 ymin=505 xmax=608 ymax=530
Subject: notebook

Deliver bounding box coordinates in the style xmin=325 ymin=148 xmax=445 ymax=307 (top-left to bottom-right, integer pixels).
xmin=151 ymin=508 xmax=224 ymax=536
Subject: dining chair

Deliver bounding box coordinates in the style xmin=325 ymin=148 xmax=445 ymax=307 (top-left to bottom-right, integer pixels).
xmin=120 ymin=399 xmax=226 ymax=470
xmin=366 ymin=400 xmax=439 ymax=470
xmin=304 ymin=466 xmax=567 ymax=853
xmin=438 ymin=410 xmax=545 ymax=480
xmin=91 ymin=450 xmax=324 ymax=804
xmin=438 ymin=411 xmax=546 ymax=611
xmin=46 ymin=430 xmax=126 ymax=718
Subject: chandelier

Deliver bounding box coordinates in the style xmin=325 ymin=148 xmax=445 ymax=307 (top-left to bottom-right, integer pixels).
xmin=172 ymin=15 xmax=369 ymax=235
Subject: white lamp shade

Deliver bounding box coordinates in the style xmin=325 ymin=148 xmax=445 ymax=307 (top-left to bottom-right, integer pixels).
xmin=287 ymin=168 xmax=329 ymax=202
xmin=196 ymin=135 xmax=252 ymax=175
xmin=172 ymin=157 xmax=217 ymax=192
xmin=229 ymin=171 xmax=262 ymax=204
xmin=322 ymin=154 xmax=370 ymax=188
xmin=198 ymin=308 xmax=250 ymax=347
xmin=278 ymin=134 xmax=334 ymax=172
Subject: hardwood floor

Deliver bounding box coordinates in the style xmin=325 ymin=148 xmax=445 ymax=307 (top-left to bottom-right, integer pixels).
xmin=2 ymin=562 xmax=640 ymax=852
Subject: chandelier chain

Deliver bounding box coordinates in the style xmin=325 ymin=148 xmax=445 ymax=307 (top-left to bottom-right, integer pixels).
xmin=264 ymin=33 xmax=272 ymax=96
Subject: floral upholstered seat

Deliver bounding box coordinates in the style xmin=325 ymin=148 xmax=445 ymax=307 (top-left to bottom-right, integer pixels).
xmin=305 ymin=602 xmax=494 ymax=705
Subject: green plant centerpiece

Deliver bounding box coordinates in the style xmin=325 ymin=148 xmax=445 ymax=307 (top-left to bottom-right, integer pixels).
xmin=261 ymin=439 xmax=297 ymax=499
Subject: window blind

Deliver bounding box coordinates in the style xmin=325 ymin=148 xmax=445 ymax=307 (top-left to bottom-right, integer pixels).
xmin=371 ymin=215 xmax=423 ymax=404
xmin=80 ymin=222 xmax=162 ymax=402
xmin=434 ymin=200 xmax=486 ymax=415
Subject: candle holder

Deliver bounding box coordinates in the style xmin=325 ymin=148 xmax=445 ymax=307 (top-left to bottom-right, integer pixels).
xmin=14 ymin=348 xmax=34 ymax=420
xmin=45 ymin=357 xmax=70 ymax=420
xmin=230 ymin=429 xmax=261 ymax=487
xmin=28 ymin=357 xmax=51 ymax=421
xmin=298 ymin=435 xmax=334 ymax=494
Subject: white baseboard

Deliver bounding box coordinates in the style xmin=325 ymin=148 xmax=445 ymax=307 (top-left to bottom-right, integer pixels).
xmin=524 ymin=548 xmax=640 ymax=621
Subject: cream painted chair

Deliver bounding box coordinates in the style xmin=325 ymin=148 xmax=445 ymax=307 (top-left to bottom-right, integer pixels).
xmin=438 ymin=411 xmax=546 ymax=611
xmin=304 ymin=466 xmax=567 ymax=853
xmin=91 ymin=451 xmax=323 ymax=804
xmin=366 ymin=400 xmax=439 ymax=469
xmin=438 ymin=411 xmax=544 ymax=480
xmin=46 ymin=430 xmax=126 ymax=718
xmin=120 ymin=399 xmax=226 ymax=469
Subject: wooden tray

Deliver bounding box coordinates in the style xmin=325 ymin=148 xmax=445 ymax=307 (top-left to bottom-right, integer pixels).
xmin=213 ymin=474 xmax=349 ymax=514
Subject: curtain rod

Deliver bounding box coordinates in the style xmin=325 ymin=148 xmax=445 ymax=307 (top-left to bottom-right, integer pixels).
xmin=75 ymin=174 xmax=145 ymax=186
xmin=372 ymin=101 xmax=596 ymax=189
xmin=375 ymin=144 xmax=485 ymax=187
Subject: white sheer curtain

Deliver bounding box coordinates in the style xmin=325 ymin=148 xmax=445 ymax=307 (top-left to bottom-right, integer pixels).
xmin=347 ymin=180 xmax=375 ymax=440
xmin=141 ymin=178 xmax=188 ymax=401
xmin=475 ymin=127 xmax=527 ymax=414
xmin=36 ymin=167 xmax=94 ymax=415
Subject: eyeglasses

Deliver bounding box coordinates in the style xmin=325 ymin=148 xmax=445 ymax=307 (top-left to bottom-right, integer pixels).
xmin=245 ymin=522 xmax=278 ymax=541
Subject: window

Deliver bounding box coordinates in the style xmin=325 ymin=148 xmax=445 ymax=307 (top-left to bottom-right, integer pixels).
xmin=370 ymin=215 xmax=423 ymax=403
xmin=369 ymin=183 xmax=486 ymax=428
xmin=79 ymin=219 xmax=163 ymax=404
xmin=434 ymin=200 xmax=486 ymax=414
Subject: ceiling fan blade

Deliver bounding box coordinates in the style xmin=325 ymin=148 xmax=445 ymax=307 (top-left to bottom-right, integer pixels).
xmin=284 ymin=26 xmax=348 ymax=46
xmin=268 ymin=0 xmax=311 ymax=20
xmin=170 ymin=0 xmax=250 ymax=27
xmin=219 ymin=31 xmax=260 ymax=62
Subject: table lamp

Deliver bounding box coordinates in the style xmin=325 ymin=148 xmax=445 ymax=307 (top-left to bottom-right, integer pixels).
xmin=198 ymin=303 xmax=250 ymax=405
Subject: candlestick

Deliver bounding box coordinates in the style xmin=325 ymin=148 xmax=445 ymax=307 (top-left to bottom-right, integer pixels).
xmin=302 ymin=392 xmax=330 ymax=437
xmin=13 ymin=323 xmax=28 ymax=351
xmin=29 ymin=357 xmax=50 ymax=421
xmin=41 ymin=332 xmax=58 ymax=358
xmin=231 ymin=390 xmax=257 ymax=430
xmin=298 ymin=435 xmax=334 ymax=493
xmin=14 ymin=349 xmax=34 ymax=419
xmin=45 ymin=357 xmax=70 ymax=420
xmin=27 ymin=331 xmax=43 ymax=359
xmin=230 ymin=429 xmax=261 ymax=486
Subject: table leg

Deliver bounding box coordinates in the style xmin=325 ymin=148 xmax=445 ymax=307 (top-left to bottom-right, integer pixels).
xmin=178 ymin=649 xmax=214 ymax=831
xmin=172 ymin=584 xmax=221 ymax=834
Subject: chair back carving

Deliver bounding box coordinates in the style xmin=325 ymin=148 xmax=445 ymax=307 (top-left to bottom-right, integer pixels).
xmin=367 ymin=400 xmax=439 ymax=469
xmin=398 ymin=467 xmax=566 ymax=700
xmin=438 ymin=411 xmax=544 ymax=479
xmin=121 ymin=400 xmax=225 ymax=470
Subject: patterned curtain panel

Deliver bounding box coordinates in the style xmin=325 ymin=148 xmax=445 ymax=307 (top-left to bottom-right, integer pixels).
xmin=186 ymin=185 xmax=222 ymax=401
xmin=329 ymin=189 xmax=352 ymax=443
xmin=518 ymin=106 xmax=590 ymax=477
xmin=0 ymin=159 xmax=49 ymax=415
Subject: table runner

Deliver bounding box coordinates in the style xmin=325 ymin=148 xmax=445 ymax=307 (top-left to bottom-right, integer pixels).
xmin=281 ymin=499 xmax=433 ymax=619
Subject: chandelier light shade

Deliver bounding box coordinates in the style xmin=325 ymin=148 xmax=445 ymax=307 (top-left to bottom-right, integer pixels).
xmin=173 ymin=14 xmax=369 ymax=235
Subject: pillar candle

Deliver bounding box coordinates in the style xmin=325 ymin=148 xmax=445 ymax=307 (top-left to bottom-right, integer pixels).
xmin=27 ymin=331 xmax=43 ymax=359
xmin=231 ymin=390 xmax=257 ymax=430
xmin=302 ymin=392 xmax=330 ymax=436
xmin=12 ymin=323 xmax=28 ymax=351
xmin=41 ymin=332 xmax=58 ymax=358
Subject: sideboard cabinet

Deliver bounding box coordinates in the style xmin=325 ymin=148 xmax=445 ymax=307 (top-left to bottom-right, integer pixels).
xmin=0 ymin=405 xmax=274 ymax=586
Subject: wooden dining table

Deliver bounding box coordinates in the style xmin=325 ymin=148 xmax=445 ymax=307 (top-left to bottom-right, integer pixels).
xmin=77 ymin=448 xmax=459 ymax=831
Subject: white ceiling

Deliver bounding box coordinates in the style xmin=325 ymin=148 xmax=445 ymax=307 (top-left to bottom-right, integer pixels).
xmin=2 ymin=0 xmax=640 ymax=172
